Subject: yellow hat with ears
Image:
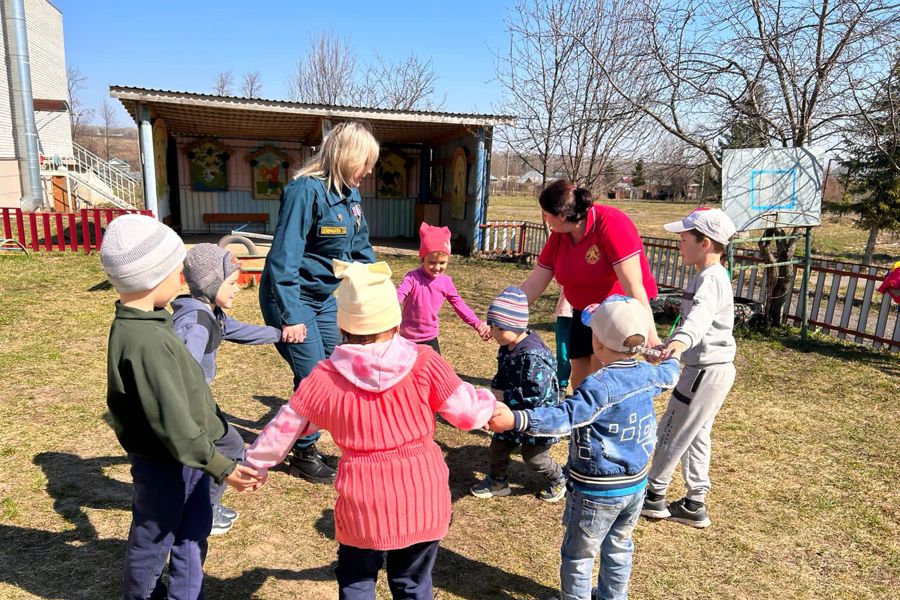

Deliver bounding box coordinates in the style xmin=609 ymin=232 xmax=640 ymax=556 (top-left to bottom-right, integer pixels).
xmin=333 ymin=259 xmax=402 ymax=336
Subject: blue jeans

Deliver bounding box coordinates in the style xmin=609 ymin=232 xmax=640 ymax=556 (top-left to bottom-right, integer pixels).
xmin=123 ymin=455 xmax=212 ymax=600
xmin=335 ymin=540 xmax=440 ymax=600
xmin=261 ymin=294 xmax=341 ymax=450
xmin=559 ymin=487 xmax=645 ymax=600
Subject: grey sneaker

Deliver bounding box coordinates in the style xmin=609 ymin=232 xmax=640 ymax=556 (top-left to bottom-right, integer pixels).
xmin=210 ymin=504 xmax=234 ymax=535
xmin=217 ymin=504 xmax=238 ymax=522
xmin=666 ymin=498 xmax=712 ymax=528
xmin=539 ymin=478 xmax=566 ymax=503
xmin=470 ymin=476 xmax=512 ymax=499
xmin=641 ymin=495 xmax=670 ymax=519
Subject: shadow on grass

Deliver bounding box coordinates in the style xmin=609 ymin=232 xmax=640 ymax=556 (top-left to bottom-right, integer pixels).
xmin=224 ymin=395 xmax=288 ymax=439
xmin=781 ymin=332 xmax=900 ymax=378
xmin=17 ymin=452 xmax=311 ymax=599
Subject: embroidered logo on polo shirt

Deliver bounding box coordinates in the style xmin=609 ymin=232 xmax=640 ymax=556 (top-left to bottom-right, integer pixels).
xmin=585 ymin=245 xmax=600 ymax=264
xmin=319 ymin=226 xmax=347 ymax=236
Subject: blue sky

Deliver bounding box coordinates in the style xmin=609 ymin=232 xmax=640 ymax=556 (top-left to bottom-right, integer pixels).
xmin=54 ymin=0 xmax=510 ymax=122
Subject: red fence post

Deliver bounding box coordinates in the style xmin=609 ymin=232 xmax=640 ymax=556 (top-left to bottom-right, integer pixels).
xmin=81 ymin=209 xmax=91 ymax=253
xmin=28 ymin=213 xmax=38 ymax=251
xmin=41 ymin=212 xmax=52 ymax=251
xmin=67 ymin=213 xmax=78 ymax=251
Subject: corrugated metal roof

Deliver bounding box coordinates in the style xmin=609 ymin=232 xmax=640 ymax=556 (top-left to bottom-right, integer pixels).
xmin=110 ymin=86 xmax=514 ymax=145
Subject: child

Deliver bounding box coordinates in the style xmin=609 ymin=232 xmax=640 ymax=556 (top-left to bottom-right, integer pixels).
xmin=641 ymin=208 xmax=738 ymax=529
xmin=100 ymin=215 xmax=259 ymax=599
xmin=171 ymin=243 xmax=282 ymax=535
xmin=489 ymin=295 xmax=680 ymax=600
xmin=397 ymin=222 xmax=491 ymax=353
xmin=244 ymin=259 xmax=497 ymax=600
xmin=470 ymin=285 xmax=566 ymax=502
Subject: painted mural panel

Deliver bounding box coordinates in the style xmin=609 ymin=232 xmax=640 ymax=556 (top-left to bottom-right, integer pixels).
xmin=152 ymin=118 xmax=168 ymax=199
xmin=375 ymin=151 xmax=409 ymax=199
xmin=248 ymin=145 xmax=290 ymax=200
xmin=450 ymin=147 xmax=467 ymax=219
xmin=186 ymin=138 xmax=230 ymax=192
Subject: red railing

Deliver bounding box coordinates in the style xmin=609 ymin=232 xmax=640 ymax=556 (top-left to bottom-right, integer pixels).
xmin=1 ymin=207 xmax=152 ymax=253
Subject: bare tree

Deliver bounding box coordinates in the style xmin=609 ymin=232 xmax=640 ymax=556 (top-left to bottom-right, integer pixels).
xmin=360 ymin=52 xmax=443 ymax=110
xmin=241 ymin=71 xmax=263 ymax=98
xmin=587 ymin=0 xmax=900 ymax=325
xmin=495 ymin=0 xmax=648 ymax=192
xmin=66 ymin=65 xmax=94 ymax=143
xmin=213 ymin=71 xmax=234 ymax=96
xmin=287 ymin=30 xmax=357 ymax=104
xmin=98 ymin=100 xmax=118 ymax=160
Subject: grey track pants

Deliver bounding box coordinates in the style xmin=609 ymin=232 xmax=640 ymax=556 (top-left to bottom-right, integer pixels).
xmin=647 ymin=363 xmax=736 ymax=502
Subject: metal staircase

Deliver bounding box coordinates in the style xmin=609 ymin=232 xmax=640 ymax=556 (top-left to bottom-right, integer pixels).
xmin=40 ymin=142 xmax=142 ymax=211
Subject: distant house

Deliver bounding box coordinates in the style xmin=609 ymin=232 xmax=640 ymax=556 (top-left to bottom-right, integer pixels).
xmin=108 ymin=157 xmax=131 ymax=171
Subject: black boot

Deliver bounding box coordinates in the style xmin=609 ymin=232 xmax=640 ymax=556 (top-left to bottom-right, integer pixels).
xmin=288 ymin=444 xmax=336 ymax=484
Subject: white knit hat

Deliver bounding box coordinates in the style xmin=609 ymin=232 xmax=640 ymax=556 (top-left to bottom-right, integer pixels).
xmin=333 ymin=259 xmax=402 ymax=336
xmin=100 ymin=214 xmax=185 ymax=294
xmin=581 ymin=295 xmax=650 ymax=352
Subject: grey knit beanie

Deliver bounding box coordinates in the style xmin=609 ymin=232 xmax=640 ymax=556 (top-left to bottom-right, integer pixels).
xmin=183 ymin=243 xmax=241 ymax=303
xmin=100 ymin=214 xmax=185 ymax=294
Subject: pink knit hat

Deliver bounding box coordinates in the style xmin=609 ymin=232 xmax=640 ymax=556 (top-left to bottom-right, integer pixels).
xmin=419 ymin=222 xmax=451 ymax=259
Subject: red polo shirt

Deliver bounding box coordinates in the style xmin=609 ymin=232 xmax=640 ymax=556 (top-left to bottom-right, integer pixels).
xmin=537 ymin=204 xmax=658 ymax=309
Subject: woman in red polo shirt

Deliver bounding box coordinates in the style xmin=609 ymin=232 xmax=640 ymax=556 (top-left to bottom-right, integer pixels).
xmin=520 ymin=179 xmax=660 ymax=390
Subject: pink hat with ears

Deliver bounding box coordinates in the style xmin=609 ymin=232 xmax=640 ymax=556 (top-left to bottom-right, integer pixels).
xmin=418 ymin=222 xmax=452 ymax=259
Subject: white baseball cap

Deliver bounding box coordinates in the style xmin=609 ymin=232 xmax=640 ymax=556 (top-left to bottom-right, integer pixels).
xmin=581 ymin=295 xmax=650 ymax=353
xmin=664 ymin=208 xmax=736 ymax=246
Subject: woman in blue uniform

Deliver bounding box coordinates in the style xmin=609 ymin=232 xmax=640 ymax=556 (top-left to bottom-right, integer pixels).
xmin=259 ymin=121 xmax=379 ymax=483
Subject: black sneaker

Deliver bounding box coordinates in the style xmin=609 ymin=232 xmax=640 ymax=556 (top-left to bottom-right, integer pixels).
xmin=288 ymin=444 xmax=337 ymax=484
xmin=210 ymin=504 xmax=234 ymax=536
xmin=470 ymin=476 xmax=512 ymax=499
xmin=666 ymin=497 xmax=712 ymax=528
xmin=539 ymin=478 xmax=566 ymax=503
xmin=641 ymin=495 xmax=670 ymax=519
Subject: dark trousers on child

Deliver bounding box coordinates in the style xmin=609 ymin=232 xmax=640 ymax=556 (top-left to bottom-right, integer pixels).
xmin=489 ymin=437 xmax=563 ymax=482
xmin=417 ymin=338 xmax=441 ymax=354
xmin=123 ymin=454 xmax=212 ymax=600
xmin=335 ymin=540 xmax=440 ymax=600
xmin=209 ymin=423 xmax=244 ymax=506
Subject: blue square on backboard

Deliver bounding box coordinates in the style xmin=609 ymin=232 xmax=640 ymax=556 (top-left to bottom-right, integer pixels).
xmin=750 ymin=169 xmax=797 ymax=210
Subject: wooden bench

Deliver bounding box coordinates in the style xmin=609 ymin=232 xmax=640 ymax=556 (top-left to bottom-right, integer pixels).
xmin=202 ymin=212 xmax=269 ymax=233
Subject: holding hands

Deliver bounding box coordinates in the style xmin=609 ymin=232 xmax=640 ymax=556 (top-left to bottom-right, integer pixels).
xmin=225 ymin=464 xmax=267 ymax=493
xmin=476 ymin=323 xmax=492 ymax=341
xmin=487 ymin=402 xmax=515 ymax=433
xmin=657 ymin=339 xmax=687 ymax=362
xmin=281 ymin=323 xmax=308 ymax=344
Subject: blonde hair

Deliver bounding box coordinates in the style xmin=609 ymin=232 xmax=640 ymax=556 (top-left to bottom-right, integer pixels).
xmin=295 ymin=121 xmax=380 ymax=194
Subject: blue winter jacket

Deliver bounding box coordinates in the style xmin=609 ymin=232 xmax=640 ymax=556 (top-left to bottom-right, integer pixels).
xmin=171 ymin=296 xmax=281 ymax=384
xmin=512 ymin=358 xmax=680 ymax=496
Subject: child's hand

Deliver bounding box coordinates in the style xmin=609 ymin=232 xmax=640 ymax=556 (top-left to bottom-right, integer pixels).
xmin=659 ymin=340 xmax=687 ymax=362
xmin=282 ymin=323 xmax=307 ymax=344
xmin=226 ymin=464 xmax=265 ymax=493
xmin=487 ymin=403 xmax=515 ymax=432
xmin=476 ymin=323 xmax=491 ymax=340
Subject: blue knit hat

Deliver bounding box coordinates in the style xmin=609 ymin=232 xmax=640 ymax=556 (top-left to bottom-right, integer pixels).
xmin=486 ymin=286 xmax=529 ymax=332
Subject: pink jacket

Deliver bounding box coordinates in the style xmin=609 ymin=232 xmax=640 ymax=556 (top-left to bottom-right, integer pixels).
xmin=244 ymin=335 xmax=495 ymax=550
xmin=397 ymin=268 xmax=483 ymax=342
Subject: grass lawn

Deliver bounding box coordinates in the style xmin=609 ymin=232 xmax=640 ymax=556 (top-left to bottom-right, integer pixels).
xmin=487 ymin=195 xmax=900 ymax=266
xmin=0 ymin=250 xmax=898 ymax=599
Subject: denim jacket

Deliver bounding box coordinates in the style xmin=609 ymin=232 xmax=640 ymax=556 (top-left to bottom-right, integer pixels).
xmin=260 ymin=176 xmax=376 ymax=327
xmin=512 ymin=358 xmax=680 ymax=496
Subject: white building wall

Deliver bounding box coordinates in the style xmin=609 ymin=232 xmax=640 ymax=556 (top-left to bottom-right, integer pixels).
xmin=0 ymin=0 xmax=72 ymax=161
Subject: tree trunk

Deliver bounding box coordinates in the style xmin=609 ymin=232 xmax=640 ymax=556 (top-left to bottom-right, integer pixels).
xmin=758 ymin=227 xmax=801 ymax=327
xmin=863 ymin=225 xmax=879 ymax=264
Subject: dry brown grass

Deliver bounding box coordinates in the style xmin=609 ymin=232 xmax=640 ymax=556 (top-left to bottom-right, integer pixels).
xmin=0 ymin=250 xmax=897 ymax=599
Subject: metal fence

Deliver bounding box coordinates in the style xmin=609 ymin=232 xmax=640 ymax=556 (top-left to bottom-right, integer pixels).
xmin=479 ymin=220 xmax=899 ymax=351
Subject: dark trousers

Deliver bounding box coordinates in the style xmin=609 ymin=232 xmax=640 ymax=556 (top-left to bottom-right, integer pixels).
xmin=262 ymin=294 xmax=341 ymax=451
xmin=417 ymin=338 xmax=441 ymax=354
xmin=123 ymin=454 xmax=212 ymax=600
xmin=209 ymin=423 xmax=244 ymax=506
xmin=335 ymin=541 xmax=440 ymax=600
xmin=489 ymin=437 xmax=564 ymax=482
